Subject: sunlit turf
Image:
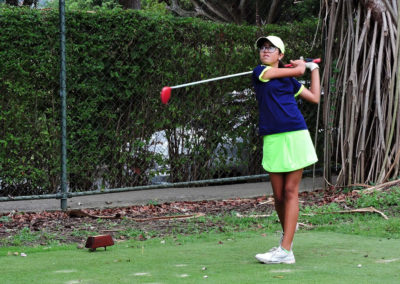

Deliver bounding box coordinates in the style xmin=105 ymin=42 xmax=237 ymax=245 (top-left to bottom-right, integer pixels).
xmin=1 ymin=230 xmax=399 ymax=284
xmin=1 ymin=187 xmax=399 ymax=283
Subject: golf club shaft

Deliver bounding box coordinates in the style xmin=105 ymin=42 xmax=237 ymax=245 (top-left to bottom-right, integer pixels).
xmin=170 ymin=71 xmax=253 ymax=89
xmin=169 ymin=58 xmax=320 ymax=89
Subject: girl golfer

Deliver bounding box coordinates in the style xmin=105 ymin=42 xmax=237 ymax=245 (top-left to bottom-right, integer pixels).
xmin=253 ymin=36 xmax=320 ymax=264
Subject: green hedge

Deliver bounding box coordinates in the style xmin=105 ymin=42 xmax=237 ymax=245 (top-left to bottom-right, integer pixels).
xmin=0 ymin=8 xmax=321 ymax=195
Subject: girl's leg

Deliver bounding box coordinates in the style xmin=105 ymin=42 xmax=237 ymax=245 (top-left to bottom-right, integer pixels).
xmin=280 ymin=169 xmax=303 ymax=251
xmin=269 ymin=173 xmax=285 ymax=231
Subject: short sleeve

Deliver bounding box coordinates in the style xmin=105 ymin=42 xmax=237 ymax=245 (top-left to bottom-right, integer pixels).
xmin=295 ymin=85 xmax=305 ymax=97
xmin=291 ymin=78 xmax=304 ymax=97
xmin=253 ymin=65 xmax=271 ymax=83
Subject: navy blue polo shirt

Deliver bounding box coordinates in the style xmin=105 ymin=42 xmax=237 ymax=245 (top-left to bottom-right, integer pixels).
xmin=252 ymin=65 xmax=307 ymax=136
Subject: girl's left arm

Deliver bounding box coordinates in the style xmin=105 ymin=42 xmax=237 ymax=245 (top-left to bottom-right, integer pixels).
xmin=298 ymin=68 xmax=320 ymax=104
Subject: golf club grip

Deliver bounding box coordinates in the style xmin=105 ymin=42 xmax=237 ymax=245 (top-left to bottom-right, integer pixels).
xmin=284 ymin=58 xmax=321 ymax=68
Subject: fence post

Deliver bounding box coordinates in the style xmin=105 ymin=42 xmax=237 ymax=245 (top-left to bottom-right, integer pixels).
xmin=59 ymin=0 xmax=68 ymax=210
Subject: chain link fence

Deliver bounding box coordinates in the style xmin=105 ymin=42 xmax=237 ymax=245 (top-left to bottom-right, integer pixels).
xmin=0 ymin=7 xmax=322 ymax=205
xmin=64 ymin=11 xmax=263 ymax=194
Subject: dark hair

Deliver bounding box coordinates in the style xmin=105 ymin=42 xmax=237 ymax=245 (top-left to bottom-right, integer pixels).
xmin=278 ymin=60 xmax=285 ymax=68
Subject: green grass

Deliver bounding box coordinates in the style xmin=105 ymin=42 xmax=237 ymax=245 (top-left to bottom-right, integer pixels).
xmin=352 ymin=187 xmax=400 ymax=209
xmin=299 ymin=213 xmax=400 ymax=238
xmin=1 ymin=230 xmax=399 ymax=284
xmin=1 ymin=188 xmax=399 ymax=282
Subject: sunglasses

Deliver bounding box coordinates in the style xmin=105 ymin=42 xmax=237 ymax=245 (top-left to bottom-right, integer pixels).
xmin=259 ymin=46 xmax=278 ymax=52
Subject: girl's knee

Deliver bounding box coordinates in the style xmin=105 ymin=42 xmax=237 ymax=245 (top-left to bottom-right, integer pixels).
xmin=273 ymin=192 xmax=285 ymax=205
xmin=284 ymin=185 xmax=299 ymax=200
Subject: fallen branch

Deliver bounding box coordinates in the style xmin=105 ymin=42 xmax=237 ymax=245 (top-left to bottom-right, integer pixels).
xmin=67 ymin=209 xmax=121 ymax=219
xmin=128 ymin=213 xmax=205 ymax=222
xmin=236 ymin=213 xmax=271 ymax=218
xmin=302 ymin=206 xmax=388 ymax=220
xmin=330 ymin=178 xmax=400 ymax=194
xmin=355 ymin=178 xmax=400 ymax=194
xmin=367 ymin=178 xmax=400 ymax=191
xmin=258 ymin=197 xmax=275 ymax=205
xmin=67 ymin=209 xmax=205 ymax=222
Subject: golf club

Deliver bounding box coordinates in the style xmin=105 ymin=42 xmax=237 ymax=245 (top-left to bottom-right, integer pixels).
xmin=161 ymin=58 xmax=321 ymax=104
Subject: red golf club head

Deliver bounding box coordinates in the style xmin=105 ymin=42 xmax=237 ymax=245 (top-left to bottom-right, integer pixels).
xmin=161 ymin=86 xmax=171 ymax=104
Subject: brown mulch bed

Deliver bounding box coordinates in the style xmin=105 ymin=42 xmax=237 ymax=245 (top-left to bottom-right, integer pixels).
xmin=0 ymin=187 xmax=362 ymax=246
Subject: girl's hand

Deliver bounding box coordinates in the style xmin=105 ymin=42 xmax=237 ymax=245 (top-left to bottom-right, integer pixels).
xmin=298 ymin=60 xmax=320 ymax=104
xmin=289 ymin=60 xmax=306 ymax=73
xmin=305 ymin=62 xmax=319 ymax=71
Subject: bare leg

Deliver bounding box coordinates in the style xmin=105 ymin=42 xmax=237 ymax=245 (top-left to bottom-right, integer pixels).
xmin=269 ymin=173 xmax=285 ymax=231
xmin=280 ymin=169 xmax=303 ymax=251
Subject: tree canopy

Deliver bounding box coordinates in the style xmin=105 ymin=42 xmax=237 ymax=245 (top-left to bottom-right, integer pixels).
xmin=160 ymin=0 xmax=320 ymax=25
xmin=3 ymin=0 xmax=320 ymax=25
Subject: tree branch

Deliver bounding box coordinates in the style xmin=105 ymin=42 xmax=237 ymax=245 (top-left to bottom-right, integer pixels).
xmin=196 ymin=0 xmax=235 ymax=23
xmin=167 ymin=0 xmax=197 ymax=17
xmin=267 ymin=0 xmax=280 ymax=24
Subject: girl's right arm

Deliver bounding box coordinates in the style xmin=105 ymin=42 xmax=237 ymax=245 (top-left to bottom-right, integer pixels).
xmin=298 ymin=67 xmax=320 ymax=104
xmin=261 ymin=60 xmax=306 ymax=81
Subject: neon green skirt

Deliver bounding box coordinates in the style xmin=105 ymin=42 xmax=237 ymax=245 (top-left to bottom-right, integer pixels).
xmin=262 ymin=130 xmax=318 ymax=173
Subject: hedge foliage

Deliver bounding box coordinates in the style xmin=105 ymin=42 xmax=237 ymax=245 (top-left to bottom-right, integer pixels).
xmin=0 ymin=8 xmax=322 ymax=195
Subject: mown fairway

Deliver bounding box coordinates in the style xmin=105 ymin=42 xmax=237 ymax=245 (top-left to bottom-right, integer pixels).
xmin=1 ymin=231 xmax=399 ymax=284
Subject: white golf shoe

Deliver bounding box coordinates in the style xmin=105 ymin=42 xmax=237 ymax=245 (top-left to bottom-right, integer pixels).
xmin=265 ymin=232 xmax=284 ymax=254
xmin=256 ymin=223 xmax=299 ymax=262
xmin=255 ymin=250 xmax=275 ymax=262
xmin=255 ymin=246 xmax=295 ymax=264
